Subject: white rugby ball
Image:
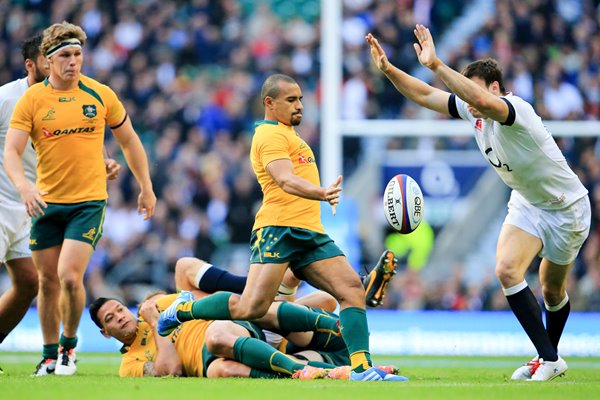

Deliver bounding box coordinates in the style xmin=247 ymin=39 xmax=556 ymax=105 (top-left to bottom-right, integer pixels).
xmin=383 ymin=174 xmax=424 ymax=234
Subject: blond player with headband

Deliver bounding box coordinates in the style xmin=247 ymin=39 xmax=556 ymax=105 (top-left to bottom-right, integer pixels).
xmin=4 ymin=21 xmax=156 ymax=375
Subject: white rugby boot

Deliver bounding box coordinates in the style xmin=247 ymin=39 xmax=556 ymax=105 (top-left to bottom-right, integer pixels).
xmin=54 ymin=346 xmax=77 ymax=375
xmin=528 ymin=356 xmax=567 ymax=381
xmin=511 ymin=356 xmax=539 ymax=380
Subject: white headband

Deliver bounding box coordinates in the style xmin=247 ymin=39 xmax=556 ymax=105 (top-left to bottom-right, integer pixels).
xmin=46 ymin=39 xmax=82 ymax=58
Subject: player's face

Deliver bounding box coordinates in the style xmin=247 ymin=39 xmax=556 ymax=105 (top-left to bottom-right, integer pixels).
xmin=98 ymin=300 xmax=138 ymax=343
xmin=271 ymin=82 xmax=303 ymax=126
xmin=48 ymin=47 xmax=83 ymax=82
xmin=32 ymin=54 xmax=50 ymax=83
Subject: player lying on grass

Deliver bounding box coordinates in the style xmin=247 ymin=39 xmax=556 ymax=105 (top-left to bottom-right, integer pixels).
xmin=90 ymin=291 xmax=403 ymax=380
xmin=91 ymin=291 xmax=338 ymax=378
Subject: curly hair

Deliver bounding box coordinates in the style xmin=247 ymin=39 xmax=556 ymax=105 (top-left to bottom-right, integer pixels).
xmin=40 ymin=21 xmax=87 ymax=57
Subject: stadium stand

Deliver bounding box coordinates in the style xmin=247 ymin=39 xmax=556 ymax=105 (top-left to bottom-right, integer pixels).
xmin=0 ymin=0 xmax=598 ymax=311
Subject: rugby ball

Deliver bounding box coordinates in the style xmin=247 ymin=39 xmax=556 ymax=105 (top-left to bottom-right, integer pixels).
xmin=383 ymin=174 xmax=424 ymax=234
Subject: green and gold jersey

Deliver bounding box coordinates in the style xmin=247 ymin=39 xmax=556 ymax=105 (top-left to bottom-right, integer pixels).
xmin=9 ymin=75 xmax=127 ymax=203
xmin=119 ymin=294 xmax=213 ymax=378
xmin=250 ymin=121 xmax=324 ymax=233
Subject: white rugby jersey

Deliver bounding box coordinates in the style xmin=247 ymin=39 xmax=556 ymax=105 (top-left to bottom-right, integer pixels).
xmin=449 ymin=93 xmax=588 ymax=210
xmin=0 ymin=77 xmax=37 ymax=205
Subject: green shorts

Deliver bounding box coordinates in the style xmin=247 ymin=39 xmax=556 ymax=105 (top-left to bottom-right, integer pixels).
xmin=29 ymin=200 xmax=107 ymax=251
xmin=249 ymin=226 xmax=344 ymax=273
xmin=201 ymin=320 xmax=266 ymax=377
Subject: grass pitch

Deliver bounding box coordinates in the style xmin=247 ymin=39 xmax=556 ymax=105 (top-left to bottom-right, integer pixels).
xmin=1 ymin=353 xmax=599 ymax=400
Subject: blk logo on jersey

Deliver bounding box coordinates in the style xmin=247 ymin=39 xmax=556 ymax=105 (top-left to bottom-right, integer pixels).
xmin=82 ymin=104 xmax=97 ymax=118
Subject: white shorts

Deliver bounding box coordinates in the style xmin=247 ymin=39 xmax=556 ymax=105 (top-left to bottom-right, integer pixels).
xmin=0 ymin=201 xmax=32 ymax=262
xmin=503 ymin=192 xmax=591 ymax=265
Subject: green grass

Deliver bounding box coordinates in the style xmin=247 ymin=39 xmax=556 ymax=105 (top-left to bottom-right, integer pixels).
xmin=1 ymin=353 xmax=599 ymax=400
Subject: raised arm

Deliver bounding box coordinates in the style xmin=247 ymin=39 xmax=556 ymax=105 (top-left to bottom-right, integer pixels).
xmin=413 ymin=24 xmax=510 ymax=123
xmin=4 ymin=127 xmax=47 ymax=216
xmin=110 ymin=116 xmax=156 ymax=220
xmin=366 ymin=33 xmax=451 ymax=116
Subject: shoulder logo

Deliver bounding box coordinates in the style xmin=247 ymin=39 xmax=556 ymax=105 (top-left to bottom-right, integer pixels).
xmin=82 ymin=104 xmax=97 ymax=118
xmin=82 ymin=227 xmax=97 ymax=240
xmin=475 ymin=119 xmax=483 ymax=130
xmin=29 ymin=239 xmax=37 ymax=245
xmin=42 ymin=107 xmax=56 ymax=121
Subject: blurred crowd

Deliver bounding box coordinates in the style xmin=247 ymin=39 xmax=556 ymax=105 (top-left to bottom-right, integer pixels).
xmin=0 ymin=0 xmax=598 ymax=310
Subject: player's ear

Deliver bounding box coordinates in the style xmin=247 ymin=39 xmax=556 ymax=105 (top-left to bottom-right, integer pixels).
xmin=100 ymin=328 xmax=111 ymax=339
xmin=490 ymin=81 xmax=500 ymax=94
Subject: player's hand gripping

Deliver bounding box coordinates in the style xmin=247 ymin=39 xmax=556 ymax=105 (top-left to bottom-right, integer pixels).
xmin=413 ymin=24 xmax=439 ymax=70
xmin=366 ymin=33 xmax=392 ymax=74
xmin=324 ymin=175 xmax=343 ymax=216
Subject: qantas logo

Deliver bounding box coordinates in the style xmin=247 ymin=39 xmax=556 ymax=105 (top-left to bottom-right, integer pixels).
xmin=41 ymin=126 xmax=96 ymax=137
xmin=298 ymin=155 xmax=314 ymax=164
xmin=475 ymin=119 xmax=483 ymax=130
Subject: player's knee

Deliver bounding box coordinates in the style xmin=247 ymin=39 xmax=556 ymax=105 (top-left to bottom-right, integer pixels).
xmin=541 ymin=284 xmax=565 ymax=305
xmin=334 ymin=276 xmax=365 ymax=306
xmin=205 ymin=330 xmax=234 ymax=356
xmin=232 ymin=299 xmax=269 ymax=320
xmin=13 ymin=269 xmax=38 ymax=299
xmin=495 ymin=260 xmax=521 ymax=285
xmin=58 ymin=273 xmax=84 ymax=291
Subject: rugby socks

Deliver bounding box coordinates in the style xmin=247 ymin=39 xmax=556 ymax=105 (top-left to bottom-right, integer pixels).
xmin=307 ymin=360 xmax=336 ymax=369
xmin=176 ymin=292 xmax=233 ymax=321
xmin=59 ymin=334 xmax=77 ymax=350
xmin=544 ymin=294 xmax=570 ymax=352
xmin=233 ymin=336 xmax=305 ymax=376
xmin=504 ymin=281 xmax=557 ymax=361
xmin=277 ymin=302 xmax=339 ymax=334
xmin=249 ymin=369 xmax=286 ymax=379
xmin=339 ymin=307 xmax=372 ymax=372
xmin=196 ymin=265 xmax=247 ymax=294
xmin=292 ymin=352 xmax=336 ymax=368
xmin=42 ymin=343 xmax=59 ymax=359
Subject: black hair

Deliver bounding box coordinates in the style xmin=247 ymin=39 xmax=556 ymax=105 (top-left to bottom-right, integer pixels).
xmin=21 ymin=34 xmax=43 ymax=62
xmin=89 ymin=297 xmax=122 ymax=329
xmin=462 ymin=58 xmax=506 ymax=94
xmin=260 ymin=74 xmax=298 ymax=102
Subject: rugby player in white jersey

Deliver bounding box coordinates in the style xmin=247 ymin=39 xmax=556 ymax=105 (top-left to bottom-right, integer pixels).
xmin=0 ymin=35 xmax=52 ymax=375
xmin=0 ymin=34 xmax=120 ymax=376
xmin=366 ymin=25 xmax=590 ymax=381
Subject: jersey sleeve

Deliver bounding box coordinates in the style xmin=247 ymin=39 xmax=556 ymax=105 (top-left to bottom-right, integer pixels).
xmin=101 ymin=85 xmax=127 ymax=128
xmin=255 ymin=129 xmax=290 ymax=167
xmin=119 ymin=354 xmax=146 ymax=377
xmin=448 ymin=93 xmax=476 ymax=123
xmin=9 ymin=93 xmax=34 ymax=132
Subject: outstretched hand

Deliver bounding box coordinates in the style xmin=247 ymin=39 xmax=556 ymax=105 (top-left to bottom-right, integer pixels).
xmin=325 ymin=175 xmax=343 ymax=216
xmin=366 ymin=33 xmax=391 ymax=73
xmin=413 ymin=24 xmax=438 ymax=69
